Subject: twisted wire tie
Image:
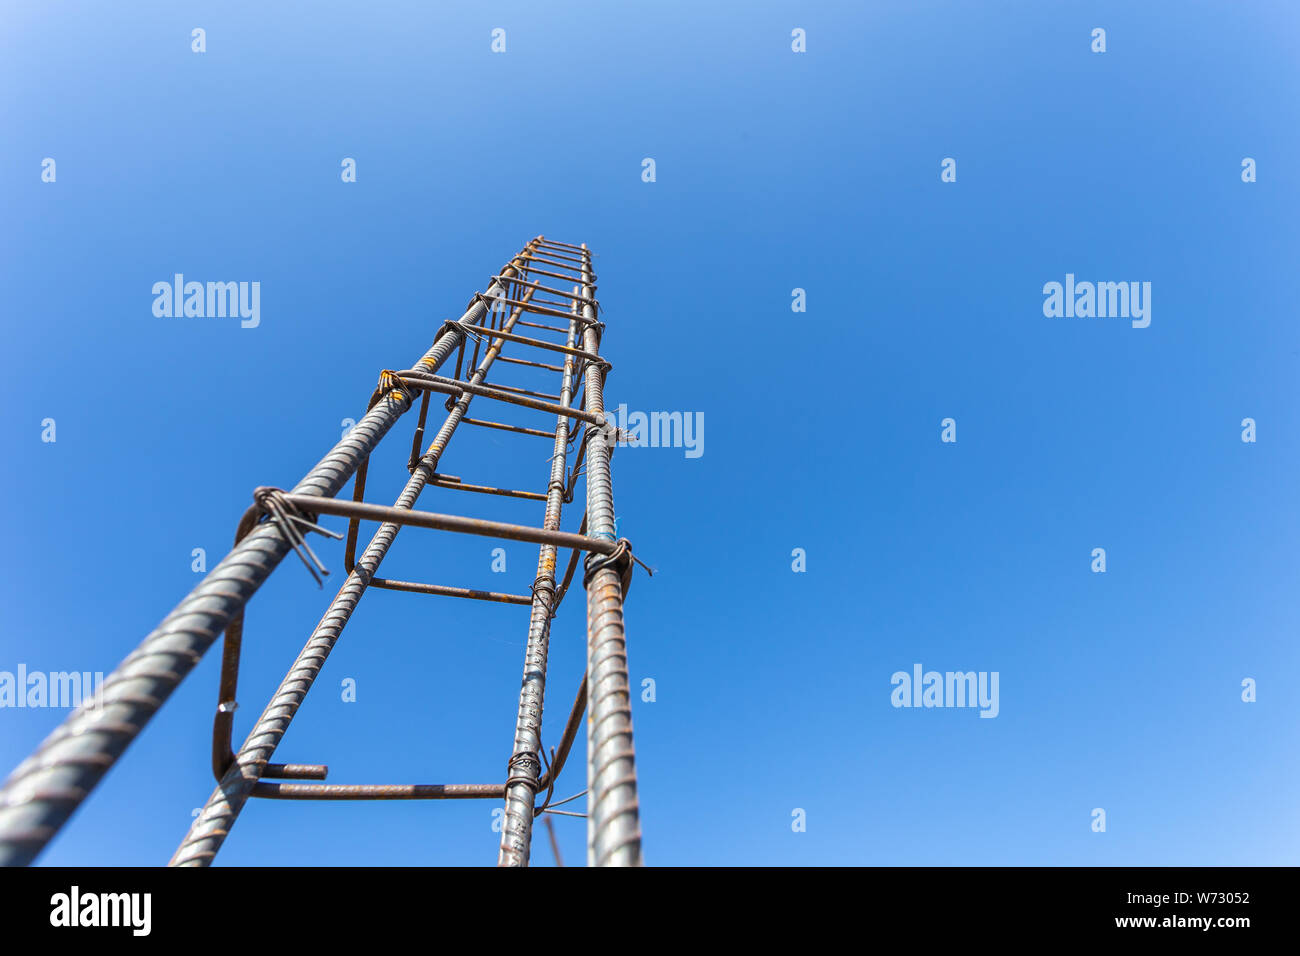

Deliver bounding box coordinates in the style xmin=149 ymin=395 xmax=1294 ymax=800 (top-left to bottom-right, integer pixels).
xmin=252 ymin=487 xmax=343 ymax=588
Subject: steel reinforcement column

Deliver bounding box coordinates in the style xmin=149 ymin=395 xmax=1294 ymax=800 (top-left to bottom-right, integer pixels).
xmin=577 ymin=243 xmax=643 ymax=867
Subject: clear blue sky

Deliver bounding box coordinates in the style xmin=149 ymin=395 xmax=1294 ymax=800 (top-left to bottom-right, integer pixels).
xmin=2 ymin=0 xmax=1298 ymax=866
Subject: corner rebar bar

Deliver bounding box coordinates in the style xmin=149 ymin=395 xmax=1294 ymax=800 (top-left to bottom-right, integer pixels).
xmin=578 ymin=244 xmax=644 ymax=867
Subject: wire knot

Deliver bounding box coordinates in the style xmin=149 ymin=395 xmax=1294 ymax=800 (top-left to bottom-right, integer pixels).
xmin=505 ymin=751 xmax=542 ymax=793
xmin=371 ymin=369 xmax=415 ymax=409
xmin=252 ymin=487 xmax=343 ymax=588
xmin=530 ymin=574 xmax=557 ymax=615
xmin=583 ymin=538 xmax=653 ymax=600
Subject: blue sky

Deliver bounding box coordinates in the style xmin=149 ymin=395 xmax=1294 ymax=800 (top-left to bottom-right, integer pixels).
xmin=2 ymin=0 xmax=1298 ymax=866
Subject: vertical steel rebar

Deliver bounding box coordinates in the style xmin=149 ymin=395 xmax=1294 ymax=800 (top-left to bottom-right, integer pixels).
xmin=495 ymin=287 xmax=582 ymax=867
xmin=578 ymin=244 xmax=644 ymax=867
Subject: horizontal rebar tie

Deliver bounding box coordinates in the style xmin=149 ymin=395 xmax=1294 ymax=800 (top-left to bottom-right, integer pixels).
xmin=460 ymin=417 xmax=557 ymax=439
xmin=524 ymin=245 xmax=586 ymax=265
xmin=254 ymin=783 xmax=506 ymax=800
xmin=487 ymin=275 xmax=596 ymax=306
xmin=395 ymin=371 xmax=604 ymax=425
xmin=429 ymin=474 xmax=548 ymax=502
xmin=367 ymin=579 xmax=533 ymax=605
xmin=481 ymin=381 xmax=561 ymax=402
xmin=440 ymin=320 xmax=606 ymax=363
xmin=480 ymin=294 xmax=601 ymax=324
xmin=494 ymin=354 xmax=563 ymax=373
xmin=505 ymin=263 xmax=592 ymax=286
xmin=514 ymin=319 xmax=572 ymax=336
xmin=271 ymin=491 xmax=619 ymax=555
xmin=519 ymin=253 xmax=594 ymax=275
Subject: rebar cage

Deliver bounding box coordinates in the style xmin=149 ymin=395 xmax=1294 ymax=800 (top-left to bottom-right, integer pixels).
xmin=0 ymin=237 xmax=645 ymax=868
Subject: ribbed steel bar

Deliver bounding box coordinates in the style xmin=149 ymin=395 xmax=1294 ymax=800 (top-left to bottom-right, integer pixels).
xmin=579 ymin=244 xmax=643 ymax=867
xmin=497 ymin=287 xmax=581 ymax=867
xmin=168 ymin=256 xmax=542 ymax=866
xmin=0 ymin=245 xmax=535 ymax=869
